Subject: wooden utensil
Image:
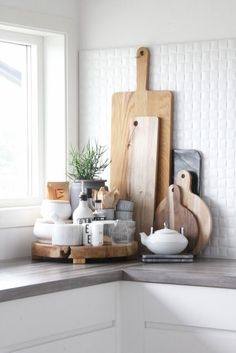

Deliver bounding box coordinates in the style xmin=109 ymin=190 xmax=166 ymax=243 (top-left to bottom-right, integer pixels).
xmin=110 ymin=47 xmax=173 ymax=206
xmin=127 ymin=116 xmax=159 ymax=235
xmin=176 ymin=170 xmax=212 ymax=254
xmin=154 ymin=184 xmax=199 ymax=252
xmin=97 ymin=187 xmax=120 ymax=208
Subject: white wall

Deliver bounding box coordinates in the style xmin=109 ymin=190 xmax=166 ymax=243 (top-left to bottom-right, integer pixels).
xmin=78 ymin=0 xmax=236 ymax=49
xmin=0 ymin=0 xmax=79 ymax=19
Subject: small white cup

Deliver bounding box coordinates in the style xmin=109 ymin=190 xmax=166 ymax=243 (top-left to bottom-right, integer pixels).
xmin=91 ymin=223 xmax=103 ymax=246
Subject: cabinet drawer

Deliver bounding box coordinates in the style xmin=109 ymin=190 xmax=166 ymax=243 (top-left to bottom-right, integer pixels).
xmin=144 ymin=325 xmax=236 ymax=353
xmin=143 ymin=283 xmax=236 ymax=331
xmin=17 ymin=327 xmax=116 ymax=353
xmin=0 ymin=282 xmax=117 ymax=351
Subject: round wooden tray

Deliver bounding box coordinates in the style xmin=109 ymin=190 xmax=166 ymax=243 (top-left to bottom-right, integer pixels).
xmin=32 ymin=241 xmax=138 ymax=264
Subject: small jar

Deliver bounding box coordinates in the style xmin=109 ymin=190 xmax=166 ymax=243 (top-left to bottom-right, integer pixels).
xmin=93 ymin=200 xmax=106 ymax=221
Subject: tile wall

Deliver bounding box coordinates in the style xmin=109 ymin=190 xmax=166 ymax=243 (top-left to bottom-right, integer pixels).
xmin=79 ymin=40 xmax=236 ymax=258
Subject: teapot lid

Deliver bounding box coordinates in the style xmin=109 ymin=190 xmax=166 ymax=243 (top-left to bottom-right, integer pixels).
xmin=153 ymin=223 xmax=183 ymax=236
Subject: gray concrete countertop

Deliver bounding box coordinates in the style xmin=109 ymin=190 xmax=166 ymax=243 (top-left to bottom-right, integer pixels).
xmin=1 ymin=257 xmax=236 ymax=302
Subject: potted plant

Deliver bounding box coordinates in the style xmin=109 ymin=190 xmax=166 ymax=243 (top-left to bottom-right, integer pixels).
xmin=68 ymin=141 xmax=111 ymax=212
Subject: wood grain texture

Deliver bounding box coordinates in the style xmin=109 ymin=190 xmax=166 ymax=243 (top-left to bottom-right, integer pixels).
xmin=32 ymin=243 xmax=70 ymax=259
xmin=70 ymin=242 xmax=138 ymax=264
xmin=127 ymin=117 xmax=159 ymax=236
xmin=154 ymin=185 xmax=199 ymax=252
xmin=110 ymin=47 xmax=173 ymax=205
xmin=32 ymin=242 xmax=138 ymax=264
xmin=176 ymin=170 xmax=212 ymax=255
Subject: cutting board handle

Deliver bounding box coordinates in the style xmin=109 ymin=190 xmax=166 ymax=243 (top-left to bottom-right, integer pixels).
xmin=176 ymin=170 xmax=192 ymax=192
xmin=136 ymin=47 xmax=150 ymax=91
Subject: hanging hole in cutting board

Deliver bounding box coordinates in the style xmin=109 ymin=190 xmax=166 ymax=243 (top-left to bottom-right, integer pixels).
xmin=136 ymin=49 xmax=146 ymax=58
xmin=127 ymin=121 xmax=138 ymax=147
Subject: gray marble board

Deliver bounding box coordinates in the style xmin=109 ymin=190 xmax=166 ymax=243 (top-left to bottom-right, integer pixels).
xmin=172 ymin=149 xmax=202 ymax=196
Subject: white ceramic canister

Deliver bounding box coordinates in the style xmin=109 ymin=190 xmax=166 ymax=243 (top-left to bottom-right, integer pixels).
xmin=52 ymin=223 xmax=83 ymax=246
xmin=40 ymin=200 xmax=72 ymax=220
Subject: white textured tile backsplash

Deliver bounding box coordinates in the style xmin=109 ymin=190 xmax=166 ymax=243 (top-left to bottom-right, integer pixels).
xmin=79 ymin=40 xmax=236 ymax=258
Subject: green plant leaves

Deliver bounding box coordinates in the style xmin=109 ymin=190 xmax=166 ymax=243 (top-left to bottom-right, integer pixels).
xmin=68 ymin=141 xmax=110 ymax=181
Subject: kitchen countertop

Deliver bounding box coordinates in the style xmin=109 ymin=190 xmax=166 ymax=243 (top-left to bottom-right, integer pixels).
xmin=1 ymin=257 xmax=236 ymax=302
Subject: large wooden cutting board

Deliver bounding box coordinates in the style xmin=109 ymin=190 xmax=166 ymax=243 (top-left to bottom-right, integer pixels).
xmin=176 ymin=170 xmax=212 ymax=255
xmin=110 ymin=47 xmax=173 ymax=206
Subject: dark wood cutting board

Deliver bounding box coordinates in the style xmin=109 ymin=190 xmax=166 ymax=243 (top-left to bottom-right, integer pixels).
xmin=154 ymin=184 xmax=199 ymax=253
xmin=176 ymin=170 xmax=212 ymax=254
xmin=110 ymin=47 xmax=173 ymax=207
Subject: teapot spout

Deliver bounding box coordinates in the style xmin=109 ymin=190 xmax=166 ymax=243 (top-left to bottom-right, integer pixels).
xmin=140 ymin=232 xmax=148 ymax=246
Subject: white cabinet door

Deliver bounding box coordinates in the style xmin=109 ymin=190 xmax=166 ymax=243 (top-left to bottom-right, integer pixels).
xmin=143 ymin=282 xmax=236 ymax=353
xmin=120 ymin=282 xmax=236 ymax=353
xmin=118 ymin=282 xmax=144 ymax=353
xmin=0 ymin=282 xmax=118 ymax=353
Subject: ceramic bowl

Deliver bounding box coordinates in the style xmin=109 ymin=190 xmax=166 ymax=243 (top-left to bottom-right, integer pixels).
xmin=52 ymin=224 xmax=83 ymax=246
xmin=33 ymin=218 xmax=55 ymax=243
xmin=40 ymin=199 xmax=72 ymax=220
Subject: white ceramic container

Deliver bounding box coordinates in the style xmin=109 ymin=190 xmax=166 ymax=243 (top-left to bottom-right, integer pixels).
xmin=140 ymin=226 xmax=188 ymax=255
xmin=40 ymin=199 xmax=72 ymax=220
xmin=33 ymin=218 xmax=55 ymax=243
xmin=52 ymin=224 xmax=83 ymax=246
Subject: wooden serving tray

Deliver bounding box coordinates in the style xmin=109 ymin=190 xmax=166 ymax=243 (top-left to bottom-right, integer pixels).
xmin=32 ymin=241 xmax=138 ymax=264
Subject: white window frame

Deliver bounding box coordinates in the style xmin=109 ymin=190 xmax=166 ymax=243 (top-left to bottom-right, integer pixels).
xmin=0 ymin=28 xmax=44 ymax=207
xmin=0 ymin=25 xmax=69 ymax=231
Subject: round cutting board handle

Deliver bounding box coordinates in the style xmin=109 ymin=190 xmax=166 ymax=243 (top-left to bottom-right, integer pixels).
xmin=136 ymin=47 xmax=150 ymax=91
xmin=176 ymin=170 xmax=192 ymax=191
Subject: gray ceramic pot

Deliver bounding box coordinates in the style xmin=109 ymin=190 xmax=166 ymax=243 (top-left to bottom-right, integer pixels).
xmin=70 ymin=179 xmax=106 ymax=214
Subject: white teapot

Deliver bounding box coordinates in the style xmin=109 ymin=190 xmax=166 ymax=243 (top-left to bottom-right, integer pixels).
xmin=140 ymin=224 xmax=188 ymax=255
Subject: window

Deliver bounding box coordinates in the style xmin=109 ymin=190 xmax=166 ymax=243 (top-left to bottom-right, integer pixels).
xmin=0 ymin=27 xmax=67 ymax=212
xmin=0 ymin=29 xmax=43 ymax=206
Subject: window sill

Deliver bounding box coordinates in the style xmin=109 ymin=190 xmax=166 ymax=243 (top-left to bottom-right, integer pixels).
xmin=0 ymin=206 xmax=41 ymax=229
